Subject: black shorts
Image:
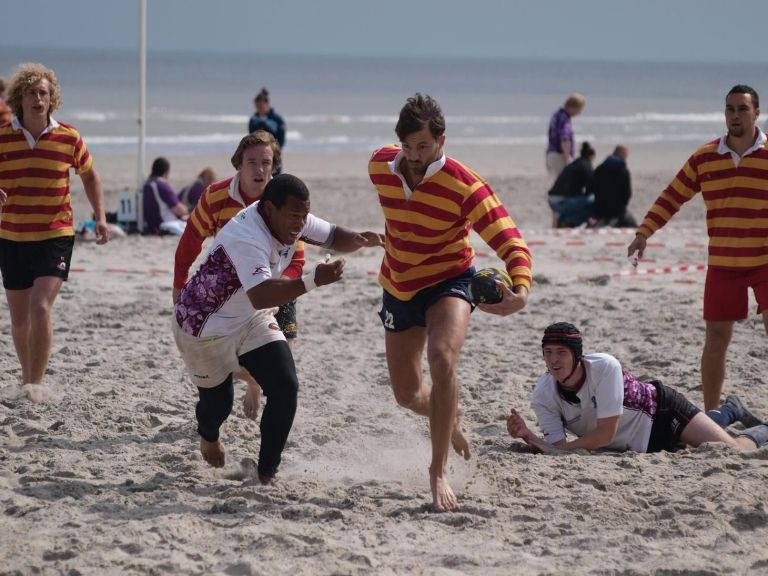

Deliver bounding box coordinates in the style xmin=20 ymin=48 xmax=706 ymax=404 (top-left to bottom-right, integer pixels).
xmin=275 ymin=299 xmax=297 ymax=339
xmin=646 ymin=380 xmax=701 ymax=453
xmin=0 ymin=236 xmax=76 ymax=290
xmin=378 ymin=268 xmax=474 ymax=332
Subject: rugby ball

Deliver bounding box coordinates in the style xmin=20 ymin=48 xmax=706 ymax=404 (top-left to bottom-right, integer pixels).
xmin=469 ymin=267 xmax=512 ymax=305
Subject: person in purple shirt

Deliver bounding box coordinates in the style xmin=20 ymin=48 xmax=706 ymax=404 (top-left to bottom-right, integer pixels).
xmin=178 ymin=166 xmax=216 ymax=210
xmin=142 ymin=157 xmax=188 ymax=235
xmin=546 ymin=93 xmax=586 ymax=180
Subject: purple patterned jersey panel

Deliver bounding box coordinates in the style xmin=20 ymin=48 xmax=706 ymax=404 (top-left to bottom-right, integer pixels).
xmin=175 ymin=245 xmax=242 ymax=336
xmin=622 ymin=370 xmax=657 ymax=416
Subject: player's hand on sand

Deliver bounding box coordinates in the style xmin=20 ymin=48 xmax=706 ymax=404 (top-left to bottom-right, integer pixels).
xmin=355 ymin=231 xmax=385 ymax=248
xmin=507 ymin=408 xmax=532 ymax=440
xmin=627 ymin=234 xmax=647 ymax=265
xmin=94 ymin=219 xmax=110 ymax=244
xmin=478 ymin=283 xmax=528 ymax=316
xmin=314 ymin=258 xmax=346 ymax=286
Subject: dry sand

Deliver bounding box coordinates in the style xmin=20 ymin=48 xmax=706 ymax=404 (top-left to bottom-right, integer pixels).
xmin=1 ymin=146 xmax=767 ymax=575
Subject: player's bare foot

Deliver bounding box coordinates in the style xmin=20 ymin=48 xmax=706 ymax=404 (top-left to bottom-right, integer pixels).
xmin=429 ymin=465 xmax=458 ymax=512
xmin=259 ymin=473 xmax=277 ymax=486
xmin=243 ymin=382 xmax=261 ymax=420
xmin=451 ymin=406 xmax=471 ymax=460
xmin=200 ymin=438 xmax=225 ymax=468
xmin=22 ymin=383 xmax=50 ymax=403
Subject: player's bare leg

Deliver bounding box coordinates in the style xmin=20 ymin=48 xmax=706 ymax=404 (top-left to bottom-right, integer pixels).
xmin=701 ymin=320 xmax=733 ymax=411
xmin=425 ymin=297 xmax=471 ymax=511
xmin=451 ymin=405 xmax=471 ymax=460
xmin=5 ymin=288 xmax=33 ymax=385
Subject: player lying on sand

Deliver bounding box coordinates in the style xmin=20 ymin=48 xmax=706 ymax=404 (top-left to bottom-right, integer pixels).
xmin=507 ymin=322 xmax=768 ymax=454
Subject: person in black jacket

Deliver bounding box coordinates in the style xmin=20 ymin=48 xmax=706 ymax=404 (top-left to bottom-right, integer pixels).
xmin=547 ymin=142 xmax=595 ymax=227
xmin=590 ymin=145 xmax=637 ymax=228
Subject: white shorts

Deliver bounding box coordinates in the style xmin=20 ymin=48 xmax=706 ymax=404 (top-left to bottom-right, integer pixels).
xmin=545 ymin=152 xmax=567 ymax=181
xmin=172 ymin=313 xmax=286 ymax=388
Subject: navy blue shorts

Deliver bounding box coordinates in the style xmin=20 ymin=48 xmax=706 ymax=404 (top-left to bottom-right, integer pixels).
xmin=0 ymin=236 xmax=75 ymax=290
xmin=378 ymin=268 xmax=474 ymax=332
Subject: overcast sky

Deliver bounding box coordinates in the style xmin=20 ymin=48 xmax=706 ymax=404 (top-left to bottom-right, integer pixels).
xmin=3 ymin=0 xmax=767 ymax=63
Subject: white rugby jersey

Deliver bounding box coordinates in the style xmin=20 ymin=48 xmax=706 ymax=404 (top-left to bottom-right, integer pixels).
xmin=531 ymin=353 xmax=657 ymax=452
xmin=175 ymin=201 xmax=333 ymax=338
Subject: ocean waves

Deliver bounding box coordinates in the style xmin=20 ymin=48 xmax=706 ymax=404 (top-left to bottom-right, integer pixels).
xmin=69 ymin=107 xmax=729 ymax=155
xmin=69 ymin=109 xmax=725 ymax=126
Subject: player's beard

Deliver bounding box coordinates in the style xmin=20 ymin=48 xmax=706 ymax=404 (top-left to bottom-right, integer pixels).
xmin=408 ymin=161 xmax=427 ymax=176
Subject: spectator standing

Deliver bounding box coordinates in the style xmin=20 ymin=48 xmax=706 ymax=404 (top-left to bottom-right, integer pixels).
xmin=248 ymin=88 xmax=286 ymax=151
xmin=546 ymin=93 xmax=586 ymax=180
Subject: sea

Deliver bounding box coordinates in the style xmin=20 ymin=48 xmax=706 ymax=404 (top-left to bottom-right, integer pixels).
xmin=2 ymin=46 xmax=766 ymax=157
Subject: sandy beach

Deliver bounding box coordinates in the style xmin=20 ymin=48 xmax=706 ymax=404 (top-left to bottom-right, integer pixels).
xmin=2 ymin=145 xmax=768 ymax=576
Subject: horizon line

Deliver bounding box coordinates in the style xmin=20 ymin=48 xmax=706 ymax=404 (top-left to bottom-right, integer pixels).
xmin=0 ymin=44 xmax=761 ymax=67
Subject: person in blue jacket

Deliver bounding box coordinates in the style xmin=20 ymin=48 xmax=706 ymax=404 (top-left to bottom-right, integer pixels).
xmin=249 ymin=88 xmax=286 ymax=149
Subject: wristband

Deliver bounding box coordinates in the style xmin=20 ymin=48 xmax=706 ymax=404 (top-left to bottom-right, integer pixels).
xmin=302 ymin=271 xmax=317 ymax=292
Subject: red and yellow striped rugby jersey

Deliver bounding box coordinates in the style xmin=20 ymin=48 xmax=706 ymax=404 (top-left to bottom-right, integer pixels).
xmin=637 ymin=136 xmax=768 ymax=268
xmin=0 ymin=120 xmax=93 ymax=241
xmin=174 ymin=174 xmax=305 ymax=289
xmin=369 ymin=145 xmax=532 ymax=301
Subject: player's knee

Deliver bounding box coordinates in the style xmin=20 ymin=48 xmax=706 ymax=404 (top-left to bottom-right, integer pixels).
xmin=272 ymin=371 xmax=298 ymax=407
xmin=258 ymin=363 xmax=298 ymax=415
xmin=705 ymin=322 xmax=733 ymax=344
xmin=29 ymin=298 xmax=53 ymax=318
xmin=426 ymin=348 xmax=457 ymax=380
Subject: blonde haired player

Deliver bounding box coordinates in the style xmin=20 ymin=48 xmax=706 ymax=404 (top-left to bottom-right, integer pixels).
xmin=0 ymin=63 xmax=109 ymax=400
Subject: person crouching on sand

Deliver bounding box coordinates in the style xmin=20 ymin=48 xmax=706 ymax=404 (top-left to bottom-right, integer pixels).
xmin=507 ymin=322 xmax=768 ymax=454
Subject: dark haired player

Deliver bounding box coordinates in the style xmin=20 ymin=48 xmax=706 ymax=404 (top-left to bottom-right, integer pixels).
xmin=173 ymin=174 xmax=383 ymax=484
xmin=368 ymin=93 xmax=532 ymax=511
xmin=507 ymin=322 xmax=768 ymax=454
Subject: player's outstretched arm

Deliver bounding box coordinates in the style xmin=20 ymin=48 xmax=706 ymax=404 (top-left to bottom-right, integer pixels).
xmin=329 ymin=227 xmax=385 ymax=252
xmin=246 ymin=259 xmax=347 ymax=309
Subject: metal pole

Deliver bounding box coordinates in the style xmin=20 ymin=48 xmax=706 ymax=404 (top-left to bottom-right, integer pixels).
xmin=137 ymin=0 xmax=147 ymax=232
